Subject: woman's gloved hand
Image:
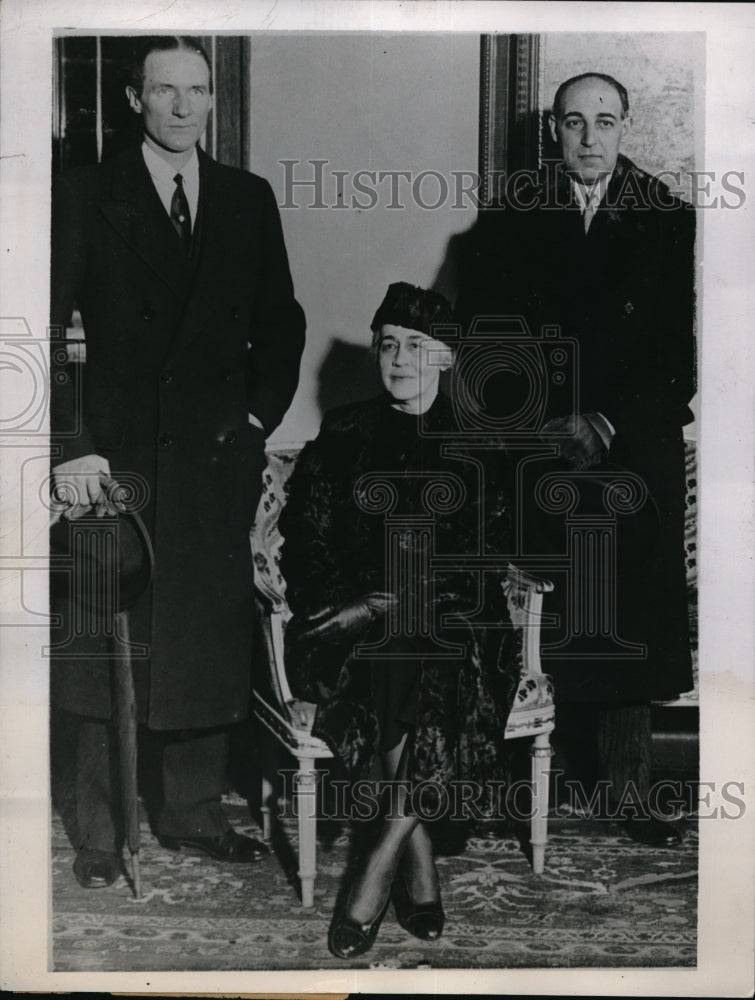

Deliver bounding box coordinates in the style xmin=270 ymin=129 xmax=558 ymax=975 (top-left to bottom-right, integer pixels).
xmin=292 ymin=592 xmax=397 ymax=644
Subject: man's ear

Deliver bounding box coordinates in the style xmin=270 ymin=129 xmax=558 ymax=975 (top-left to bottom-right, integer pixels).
xmin=126 ymin=86 xmax=142 ymax=114
xmin=620 ymin=114 xmax=631 ymax=143
xmin=548 ymin=113 xmax=558 ymax=144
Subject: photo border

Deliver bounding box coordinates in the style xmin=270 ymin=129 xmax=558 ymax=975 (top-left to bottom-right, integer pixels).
xmin=1 ymin=1 xmax=753 ymax=995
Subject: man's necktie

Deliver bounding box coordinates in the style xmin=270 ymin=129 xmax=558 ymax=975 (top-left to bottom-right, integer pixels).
xmin=583 ymin=194 xmax=599 ymax=234
xmin=170 ymin=173 xmax=191 ymax=251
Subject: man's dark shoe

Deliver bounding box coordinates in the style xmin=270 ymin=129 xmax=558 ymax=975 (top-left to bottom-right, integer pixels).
xmin=73 ymin=847 xmax=121 ymax=888
xmin=620 ymin=815 xmax=683 ymax=848
xmin=158 ymin=828 xmax=269 ymax=863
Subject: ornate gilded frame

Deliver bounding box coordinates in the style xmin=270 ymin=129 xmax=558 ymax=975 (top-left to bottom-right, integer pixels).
xmin=478 ymin=34 xmax=543 ymax=204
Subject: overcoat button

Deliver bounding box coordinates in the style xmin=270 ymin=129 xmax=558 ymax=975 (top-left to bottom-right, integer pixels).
xmin=624 ymin=301 xmax=634 ymax=314
xmin=159 ymin=433 xmax=173 ymax=447
xmin=230 ymin=306 xmax=240 ymax=320
xmin=220 ymin=369 xmax=231 ymax=382
xmin=142 ymin=307 xmax=156 ymax=320
xmin=222 ymin=430 xmax=236 ymax=444
xmin=160 ymin=371 xmax=174 ymax=384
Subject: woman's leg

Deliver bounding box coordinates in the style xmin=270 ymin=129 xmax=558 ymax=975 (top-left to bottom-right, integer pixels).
xmin=344 ymin=733 xmax=418 ymax=922
xmin=385 ymin=733 xmax=439 ymax=904
xmin=400 ymin=822 xmax=440 ymax=903
xmin=371 ymin=733 xmax=444 ymax=942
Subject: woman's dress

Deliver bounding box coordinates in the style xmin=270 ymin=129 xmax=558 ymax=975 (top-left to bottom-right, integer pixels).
xmin=279 ymin=393 xmax=521 ymax=806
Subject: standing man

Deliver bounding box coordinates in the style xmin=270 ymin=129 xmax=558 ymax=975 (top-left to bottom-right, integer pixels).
xmin=50 ymin=36 xmax=306 ymax=886
xmin=457 ymin=72 xmax=695 ymax=846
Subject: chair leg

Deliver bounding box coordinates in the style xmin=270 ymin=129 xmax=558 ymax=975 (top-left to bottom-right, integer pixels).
xmin=295 ymin=756 xmax=318 ymax=908
xmin=530 ymin=731 xmax=553 ymax=875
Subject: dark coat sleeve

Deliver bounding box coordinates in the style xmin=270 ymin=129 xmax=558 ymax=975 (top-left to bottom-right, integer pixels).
xmin=573 ymin=195 xmax=697 ymax=436
xmin=245 ymin=178 xmax=306 ymax=436
xmin=50 ymin=168 xmax=98 ymax=465
xmin=278 ymin=409 xmax=352 ymax=619
xmin=653 ymin=198 xmax=697 ymax=426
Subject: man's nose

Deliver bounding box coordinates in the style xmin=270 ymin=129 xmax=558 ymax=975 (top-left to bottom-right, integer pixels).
xmin=581 ymin=123 xmax=597 ymax=147
xmin=172 ymin=91 xmax=191 ymax=117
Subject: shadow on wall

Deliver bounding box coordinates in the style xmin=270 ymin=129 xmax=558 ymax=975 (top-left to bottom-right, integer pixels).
xmin=316 ymin=337 xmax=382 ymax=416
xmin=432 ymin=217 xmax=481 ymax=315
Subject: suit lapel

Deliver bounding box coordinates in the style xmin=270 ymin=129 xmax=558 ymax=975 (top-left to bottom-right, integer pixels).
xmin=100 ymin=144 xmax=193 ymax=300
xmin=589 ymin=155 xmax=634 ymax=241
xmin=168 ymin=149 xmax=239 ymax=358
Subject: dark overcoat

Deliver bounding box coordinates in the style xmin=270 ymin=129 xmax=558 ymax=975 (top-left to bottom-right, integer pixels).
xmin=278 ymin=394 xmax=521 ymax=795
xmin=50 ymin=142 xmax=305 ymax=730
xmin=456 ymin=154 xmax=696 ymax=702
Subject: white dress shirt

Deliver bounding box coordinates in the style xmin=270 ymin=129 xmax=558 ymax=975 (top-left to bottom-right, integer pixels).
xmin=141 ymin=142 xmax=200 ymax=229
xmin=572 ymin=171 xmax=612 ymax=228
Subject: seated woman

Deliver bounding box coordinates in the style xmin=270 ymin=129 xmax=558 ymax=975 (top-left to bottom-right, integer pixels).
xmin=279 ymin=282 xmax=520 ymax=960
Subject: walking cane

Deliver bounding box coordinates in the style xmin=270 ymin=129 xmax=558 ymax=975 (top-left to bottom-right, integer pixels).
xmin=111 ymin=605 xmax=142 ymax=898
xmin=51 ymin=475 xmax=153 ymax=899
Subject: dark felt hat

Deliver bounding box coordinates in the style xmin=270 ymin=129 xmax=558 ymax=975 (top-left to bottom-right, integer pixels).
xmin=370 ymin=282 xmax=455 ymax=345
xmin=49 ymin=504 xmax=153 ymax=614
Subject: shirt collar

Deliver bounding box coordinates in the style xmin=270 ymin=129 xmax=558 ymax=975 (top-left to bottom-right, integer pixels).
xmin=141 ymin=141 xmax=199 ymax=186
xmin=571 ymin=171 xmax=613 ymax=212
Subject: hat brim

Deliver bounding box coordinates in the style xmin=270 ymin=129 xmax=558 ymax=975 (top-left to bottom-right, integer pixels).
xmin=50 ymin=509 xmax=154 ymax=613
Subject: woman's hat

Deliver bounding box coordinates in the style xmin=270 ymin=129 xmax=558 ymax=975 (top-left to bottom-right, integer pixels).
xmin=370 ymin=282 xmax=456 ymax=346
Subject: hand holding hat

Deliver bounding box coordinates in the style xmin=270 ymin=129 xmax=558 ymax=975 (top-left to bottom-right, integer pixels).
xmin=49 ymin=461 xmax=153 ymax=612
xmin=50 ymin=453 xmax=116 ymax=523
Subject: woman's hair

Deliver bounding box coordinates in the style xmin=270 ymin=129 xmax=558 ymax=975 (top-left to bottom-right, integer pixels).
xmin=370 ymin=282 xmax=455 ymax=351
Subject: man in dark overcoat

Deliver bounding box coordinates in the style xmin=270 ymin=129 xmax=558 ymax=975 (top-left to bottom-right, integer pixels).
xmin=457 ymin=72 xmax=695 ymax=846
xmin=50 ymin=36 xmax=306 ymax=886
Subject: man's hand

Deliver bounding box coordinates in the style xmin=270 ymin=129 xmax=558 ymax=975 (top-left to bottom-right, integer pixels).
xmin=51 ymin=454 xmax=112 ymax=520
xmin=539 ymin=414 xmax=607 ymax=470
xmin=292 ymin=592 xmax=397 ymax=644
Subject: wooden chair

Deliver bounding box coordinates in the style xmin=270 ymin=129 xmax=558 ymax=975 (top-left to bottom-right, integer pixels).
xmin=251 ymin=447 xmax=555 ymax=907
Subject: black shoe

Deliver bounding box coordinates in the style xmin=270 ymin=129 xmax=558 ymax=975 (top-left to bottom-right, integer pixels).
xmin=158 ymin=828 xmax=269 ymax=863
xmin=73 ymin=848 xmax=121 ymax=888
xmin=328 ymin=889 xmax=391 ymax=960
xmin=620 ymin=815 xmax=683 ymax=848
xmin=392 ymin=871 xmax=444 ymax=940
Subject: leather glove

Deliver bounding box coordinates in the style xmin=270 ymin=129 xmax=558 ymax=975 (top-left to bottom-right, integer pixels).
xmin=539 ymin=413 xmax=607 ymax=471
xmin=292 ymin=592 xmax=397 ymax=644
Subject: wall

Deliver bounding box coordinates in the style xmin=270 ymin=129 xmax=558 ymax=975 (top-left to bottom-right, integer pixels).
xmin=247 ymin=33 xmax=480 ymax=444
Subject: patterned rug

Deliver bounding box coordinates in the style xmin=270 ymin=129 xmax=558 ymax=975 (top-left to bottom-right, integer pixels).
xmin=52 ymin=801 xmax=697 ymax=971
